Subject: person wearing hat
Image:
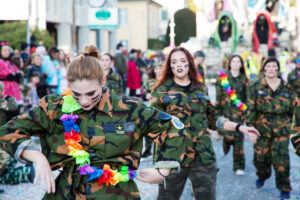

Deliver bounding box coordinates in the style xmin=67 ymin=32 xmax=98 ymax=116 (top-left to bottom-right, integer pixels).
xmin=141 ymin=59 xmax=164 ymax=158
xmin=288 ymin=53 xmax=300 ymax=99
xmin=194 ymin=50 xmax=206 ymax=83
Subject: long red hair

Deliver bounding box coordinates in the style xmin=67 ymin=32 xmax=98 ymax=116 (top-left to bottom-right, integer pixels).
xmin=154 ymin=47 xmax=200 ymax=89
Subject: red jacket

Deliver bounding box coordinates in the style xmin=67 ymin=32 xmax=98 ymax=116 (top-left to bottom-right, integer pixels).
xmin=252 ymin=11 xmax=278 ymax=53
xmin=126 ymin=61 xmax=141 ymax=90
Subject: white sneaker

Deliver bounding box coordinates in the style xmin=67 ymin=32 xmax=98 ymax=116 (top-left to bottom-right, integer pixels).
xmin=235 ymin=169 xmax=245 ymax=175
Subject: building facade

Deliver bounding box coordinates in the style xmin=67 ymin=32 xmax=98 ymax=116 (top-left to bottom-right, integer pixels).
xmin=117 ymin=0 xmax=168 ymax=51
xmin=0 ymin=0 xmax=118 ymax=52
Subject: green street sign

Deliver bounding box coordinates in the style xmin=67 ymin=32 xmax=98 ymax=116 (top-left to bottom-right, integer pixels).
xmin=95 ymin=9 xmax=111 ymax=20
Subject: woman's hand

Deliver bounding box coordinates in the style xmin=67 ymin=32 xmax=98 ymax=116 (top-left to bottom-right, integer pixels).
xmin=136 ymin=168 xmax=170 ymax=184
xmin=21 ymin=150 xmax=55 ymax=193
xmin=34 ymin=155 xmax=56 ymax=193
xmin=239 ymin=125 xmax=260 ymax=144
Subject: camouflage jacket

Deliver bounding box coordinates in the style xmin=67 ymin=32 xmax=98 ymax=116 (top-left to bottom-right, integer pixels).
xmin=105 ymin=69 xmax=123 ymax=95
xmin=0 ymin=95 xmax=18 ymax=126
xmin=0 ymin=95 xmax=18 ymax=171
xmin=143 ymin=78 xmax=157 ymax=94
xmin=215 ymin=71 xmax=249 ymax=122
xmin=0 ymin=88 xmax=185 ymax=199
xmin=288 ymin=68 xmax=300 ymax=98
xmin=291 ymin=98 xmax=300 ymax=156
xmin=150 ymin=79 xmax=224 ymax=166
xmin=247 ymin=77 xmax=295 ymax=128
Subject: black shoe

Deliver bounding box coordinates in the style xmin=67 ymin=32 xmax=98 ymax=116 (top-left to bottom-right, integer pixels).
xmin=280 ymin=191 xmax=290 ymax=199
xmin=256 ymin=178 xmax=265 ymax=189
xmin=141 ymin=150 xmax=151 ymax=158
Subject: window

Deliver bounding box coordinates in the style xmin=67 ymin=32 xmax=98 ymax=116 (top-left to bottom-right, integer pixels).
xmin=119 ymin=8 xmax=128 ymax=27
xmin=161 ymin=10 xmax=168 ymax=21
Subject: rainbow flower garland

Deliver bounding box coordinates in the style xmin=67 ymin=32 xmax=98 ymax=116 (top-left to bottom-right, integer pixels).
xmin=60 ymin=90 xmax=137 ymax=186
xmin=197 ymin=72 xmax=203 ymax=83
xmin=219 ymin=70 xmax=247 ymax=111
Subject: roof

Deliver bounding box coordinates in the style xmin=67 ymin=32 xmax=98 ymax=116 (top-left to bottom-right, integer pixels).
xmin=118 ymin=0 xmax=162 ymax=6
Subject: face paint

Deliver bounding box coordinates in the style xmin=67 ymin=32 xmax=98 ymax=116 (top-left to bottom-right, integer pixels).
xmin=170 ymin=51 xmax=190 ymax=80
xmin=72 ymin=96 xmax=79 ymax=101
xmin=69 ymin=79 xmax=103 ymax=111
xmin=91 ymin=94 xmax=100 ymax=102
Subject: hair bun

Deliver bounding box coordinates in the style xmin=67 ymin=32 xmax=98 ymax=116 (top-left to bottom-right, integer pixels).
xmin=83 ymin=44 xmax=99 ymax=59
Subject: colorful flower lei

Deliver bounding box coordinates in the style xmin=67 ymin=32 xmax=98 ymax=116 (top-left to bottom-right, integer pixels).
xmin=219 ymin=70 xmax=247 ymax=111
xmin=197 ymin=72 xmax=203 ymax=83
xmin=60 ymin=90 xmax=137 ymax=186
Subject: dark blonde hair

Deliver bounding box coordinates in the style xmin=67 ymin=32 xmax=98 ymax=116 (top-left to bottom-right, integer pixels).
xmin=67 ymin=45 xmax=103 ymax=84
xmin=83 ymin=44 xmax=100 ymax=59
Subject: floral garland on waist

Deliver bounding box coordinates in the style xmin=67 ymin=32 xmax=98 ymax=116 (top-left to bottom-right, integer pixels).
xmin=60 ymin=90 xmax=137 ymax=186
xmin=219 ymin=70 xmax=247 ymax=111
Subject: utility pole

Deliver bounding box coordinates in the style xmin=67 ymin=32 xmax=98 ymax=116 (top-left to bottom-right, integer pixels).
xmin=26 ymin=0 xmax=32 ymax=49
xmin=72 ymin=0 xmax=77 ymax=51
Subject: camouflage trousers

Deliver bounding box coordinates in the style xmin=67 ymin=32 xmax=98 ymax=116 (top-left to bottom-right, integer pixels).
xmin=222 ymin=131 xmax=245 ymax=171
xmin=157 ymin=155 xmax=217 ymax=200
xmin=254 ymin=120 xmax=291 ymax=192
xmin=0 ymin=157 xmax=34 ymax=185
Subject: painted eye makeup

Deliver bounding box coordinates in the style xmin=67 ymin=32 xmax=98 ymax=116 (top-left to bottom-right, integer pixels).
xmin=72 ymin=91 xmax=81 ymax=97
xmin=73 ymin=96 xmax=80 ymax=101
xmin=86 ymin=91 xmax=95 ymax=96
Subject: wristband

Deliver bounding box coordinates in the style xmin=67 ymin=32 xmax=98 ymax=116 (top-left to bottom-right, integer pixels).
xmin=235 ymin=124 xmax=242 ymax=132
xmin=156 ymin=168 xmax=167 ymax=178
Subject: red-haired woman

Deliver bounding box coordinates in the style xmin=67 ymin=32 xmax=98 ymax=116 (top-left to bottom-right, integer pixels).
xmin=150 ymin=47 xmax=259 ymax=200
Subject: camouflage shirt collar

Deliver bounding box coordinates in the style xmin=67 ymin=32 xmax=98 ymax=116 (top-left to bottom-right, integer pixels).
xmin=96 ymin=88 xmax=113 ymax=118
xmin=108 ymin=68 xmax=113 ymax=76
xmin=260 ymin=77 xmax=284 ymax=90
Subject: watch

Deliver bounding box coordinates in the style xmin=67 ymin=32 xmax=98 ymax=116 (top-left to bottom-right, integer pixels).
xmin=88 ymin=0 xmax=106 ymax=7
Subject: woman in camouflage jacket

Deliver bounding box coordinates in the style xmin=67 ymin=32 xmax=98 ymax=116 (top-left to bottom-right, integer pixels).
xmin=0 ymin=45 xmax=186 ymax=200
xmin=215 ymin=55 xmax=249 ymax=175
xmin=100 ymin=53 xmax=123 ymax=95
xmin=151 ymin=47 xmax=259 ymax=200
xmin=247 ymin=57 xmax=295 ymax=199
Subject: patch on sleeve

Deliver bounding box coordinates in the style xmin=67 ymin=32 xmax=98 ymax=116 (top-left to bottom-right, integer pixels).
xmin=171 ymin=116 xmax=184 ymax=130
xmin=157 ymin=112 xmax=172 ymax=120
xmin=162 ymin=96 xmax=172 ymax=103
xmin=196 ymin=93 xmax=210 ymax=101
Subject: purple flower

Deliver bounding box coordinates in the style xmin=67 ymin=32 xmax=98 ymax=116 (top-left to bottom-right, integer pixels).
xmin=129 ymin=169 xmax=137 ymax=180
xmin=77 ymin=164 xmax=95 ymax=175
xmin=60 ymin=114 xmax=79 ymax=122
